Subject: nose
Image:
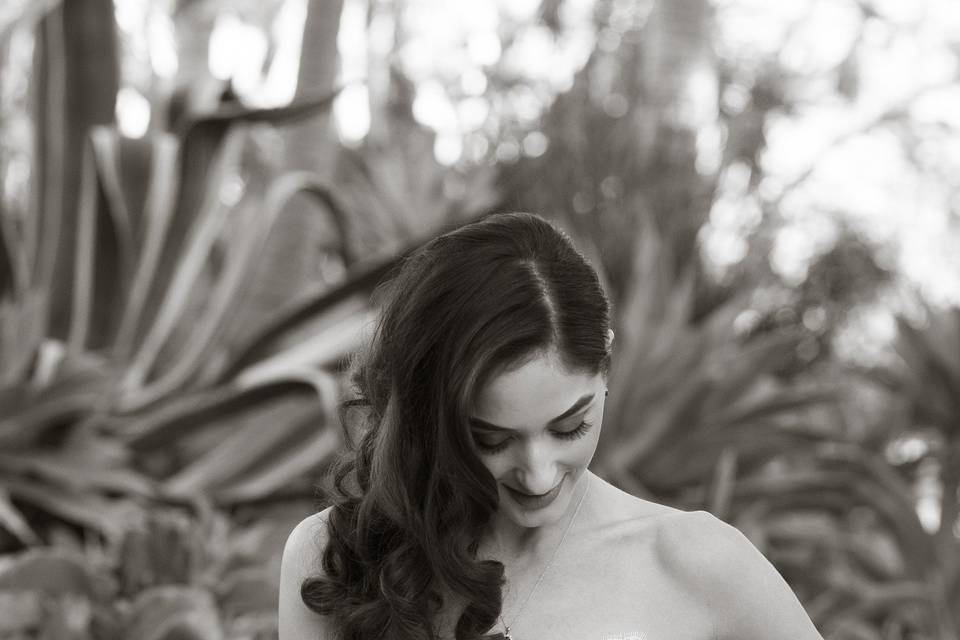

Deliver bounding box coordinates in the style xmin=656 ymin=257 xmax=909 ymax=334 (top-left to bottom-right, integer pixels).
xmin=513 ymin=436 xmax=559 ymax=493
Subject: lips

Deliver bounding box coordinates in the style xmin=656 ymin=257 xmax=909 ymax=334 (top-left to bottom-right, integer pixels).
xmin=503 ymin=477 xmax=565 ymax=510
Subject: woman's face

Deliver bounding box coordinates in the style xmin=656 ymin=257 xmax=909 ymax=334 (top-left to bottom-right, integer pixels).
xmin=469 ymin=349 xmax=607 ymax=529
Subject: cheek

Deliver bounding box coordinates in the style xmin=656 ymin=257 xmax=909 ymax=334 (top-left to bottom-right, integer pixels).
xmin=561 ymin=419 xmax=603 ymax=470
xmin=569 ymin=429 xmax=601 ymax=467
xmin=477 ymin=454 xmax=510 ymax=480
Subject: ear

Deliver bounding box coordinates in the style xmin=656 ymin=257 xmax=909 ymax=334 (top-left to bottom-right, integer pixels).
xmin=606 ymin=328 xmax=615 ymax=349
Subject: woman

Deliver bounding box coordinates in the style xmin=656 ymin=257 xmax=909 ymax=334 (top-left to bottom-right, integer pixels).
xmin=279 ymin=212 xmax=824 ymax=640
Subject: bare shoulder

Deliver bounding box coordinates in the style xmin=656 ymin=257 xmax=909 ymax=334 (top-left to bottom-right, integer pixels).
xmin=282 ymin=507 xmax=331 ymax=570
xmin=652 ymin=509 xmax=749 ymax=588
xmin=279 ymin=507 xmax=335 ymax=640
xmin=585 ymin=478 xmax=822 ymax=640
xmin=588 ymin=474 xmax=680 ymax=522
xmin=654 ymin=510 xmax=824 ymax=640
xmin=653 ymin=509 xmax=738 ymax=559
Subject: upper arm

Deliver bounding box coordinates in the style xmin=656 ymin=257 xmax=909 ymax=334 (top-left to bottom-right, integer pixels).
xmin=662 ymin=510 xmax=824 ymax=640
xmin=278 ymin=509 xmax=337 ymax=640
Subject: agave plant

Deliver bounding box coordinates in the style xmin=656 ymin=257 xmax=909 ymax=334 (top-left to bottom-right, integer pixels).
xmin=592 ymin=221 xmax=838 ymax=502
xmin=0 ymin=80 xmax=505 ymax=549
xmin=858 ymin=303 xmax=960 ymax=637
xmin=881 ymin=306 xmax=960 ymax=543
xmin=0 ymin=97 xmax=494 ymax=630
xmin=725 ymin=440 xmax=956 ymax=640
xmin=0 ymin=502 xmax=308 ymax=639
xmin=588 ymin=222 xmax=960 ymax=638
xmin=0 ymin=9 xmax=384 ymax=542
xmin=0 ymin=79 xmax=360 ymax=542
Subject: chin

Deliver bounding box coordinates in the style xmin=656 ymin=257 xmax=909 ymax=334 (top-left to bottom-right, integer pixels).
xmin=508 ymin=508 xmax=563 ymax=529
xmin=498 ymin=475 xmax=576 ymax=528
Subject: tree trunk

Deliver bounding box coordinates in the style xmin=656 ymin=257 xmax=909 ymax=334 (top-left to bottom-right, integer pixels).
xmin=235 ymin=0 xmax=345 ymax=342
xmin=498 ymin=0 xmax=718 ymax=303
xmin=286 ymin=0 xmax=343 ymax=181
xmin=636 ymin=0 xmax=716 ymax=276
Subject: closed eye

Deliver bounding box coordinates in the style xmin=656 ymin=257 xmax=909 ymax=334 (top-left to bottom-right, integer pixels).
xmin=474 ymin=435 xmax=513 ymax=454
xmin=555 ymin=419 xmax=593 ymax=440
xmin=473 ymin=420 xmax=594 ymax=454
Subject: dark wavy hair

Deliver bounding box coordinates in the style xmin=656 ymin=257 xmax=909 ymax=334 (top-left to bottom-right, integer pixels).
xmin=301 ymin=212 xmax=612 ymax=640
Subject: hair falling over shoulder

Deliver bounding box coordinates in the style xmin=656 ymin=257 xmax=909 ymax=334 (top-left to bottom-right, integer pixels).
xmin=298 ymin=213 xmax=611 ymax=640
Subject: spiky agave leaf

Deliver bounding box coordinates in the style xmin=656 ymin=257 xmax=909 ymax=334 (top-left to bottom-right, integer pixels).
xmin=594 ymin=225 xmax=837 ymax=498
xmin=0 ymin=81 xmax=371 ymax=540
xmin=870 ymin=304 xmax=960 ymax=624
xmin=588 ymin=223 xmax=960 ymax=636
xmin=723 ymin=441 xmax=957 ymax=638
xmin=0 ymin=547 xmax=115 ymax=601
xmin=123 ymin=586 xmax=224 ymax=640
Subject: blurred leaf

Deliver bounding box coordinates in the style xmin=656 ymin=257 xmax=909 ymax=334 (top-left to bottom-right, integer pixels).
xmin=0 ymin=450 xmax=154 ymax=497
xmin=162 ymin=396 xmax=326 ymax=498
xmin=119 ymin=127 xmax=247 ymax=407
xmin=708 ymin=447 xmax=737 ymax=518
xmin=0 ymin=590 xmax=43 ymax=633
xmin=708 ymin=386 xmax=837 ymax=433
xmin=123 ymin=586 xmax=223 ymax=640
xmin=0 ymin=290 xmax=46 ymax=388
xmin=217 ymin=424 xmax=340 ymax=504
xmin=35 ymin=0 xmax=119 ymax=341
xmin=924 ymin=307 xmax=960 ymax=388
xmin=184 ymin=172 xmax=358 ymax=386
xmin=700 ymin=331 xmax=803 ymax=418
xmin=0 ymin=377 xmax=107 ymax=449
xmin=335 ymin=84 xmax=498 ymax=252
xmin=116 ymin=510 xmax=202 ymax=595
xmin=827 ymin=614 xmax=886 ymax=640
xmin=0 ymin=549 xmax=114 ymax=601
xmin=0 ymin=203 xmax=18 ymax=299
xmin=2 ymin=478 xmax=142 ymax=540
xmin=891 ymin=313 xmax=959 ymax=429
xmin=0 ymin=487 xmax=39 ymax=547
xmin=115 ymin=93 xmax=348 ymax=402
xmin=609 ymin=371 xmax=713 ymax=468
xmin=0 ymin=391 xmax=93 ymax=447
xmin=845 ymin=529 xmax=908 ymax=580
xmin=112 ymin=133 xmax=181 ymax=363
xmin=215 ymin=254 xmax=389 ymax=381
xmin=120 ymin=377 xmax=319 ymax=451
xmin=175 ymin=89 xmax=341 ymax=138
xmin=259 ymin=171 xmax=355 ymax=266
xmin=34 ymin=594 xmax=94 ymax=640
xmin=215 ymin=566 xmax=276 ymax=618
xmin=68 ymin=127 xmax=145 ymax=353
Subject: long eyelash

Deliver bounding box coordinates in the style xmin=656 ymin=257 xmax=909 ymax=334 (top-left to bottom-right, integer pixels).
xmin=475 ymin=420 xmax=594 ymax=455
xmin=555 ymin=420 xmax=593 ymax=440
xmin=476 ymin=438 xmax=512 ymax=454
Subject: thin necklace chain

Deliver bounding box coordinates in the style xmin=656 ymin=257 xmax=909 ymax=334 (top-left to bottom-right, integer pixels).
xmin=497 ymin=475 xmax=591 ymax=640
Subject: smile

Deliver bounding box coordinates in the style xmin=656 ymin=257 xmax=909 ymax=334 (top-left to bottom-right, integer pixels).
xmin=503 ymin=476 xmax=565 ymax=510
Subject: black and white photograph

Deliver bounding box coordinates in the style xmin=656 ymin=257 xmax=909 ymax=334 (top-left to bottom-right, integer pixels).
xmin=0 ymin=1 xmax=958 ymax=639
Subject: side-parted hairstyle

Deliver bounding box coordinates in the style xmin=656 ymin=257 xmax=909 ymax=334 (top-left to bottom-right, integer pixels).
xmin=301 ymin=212 xmax=611 ymax=639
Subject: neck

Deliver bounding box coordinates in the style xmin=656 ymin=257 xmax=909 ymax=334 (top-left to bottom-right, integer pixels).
xmin=481 ymin=472 xmax=591 ymax=562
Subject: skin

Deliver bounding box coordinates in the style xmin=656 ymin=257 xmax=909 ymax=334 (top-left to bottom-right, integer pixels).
xmin=279 ymin=332 xmax=825 ymax=640
xmin=470 ymin=345 xmax=608 ymax=561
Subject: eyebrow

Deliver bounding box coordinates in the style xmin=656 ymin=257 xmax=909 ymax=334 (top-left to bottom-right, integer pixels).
xmin=469 ymin=392 xmax=596 ymax=433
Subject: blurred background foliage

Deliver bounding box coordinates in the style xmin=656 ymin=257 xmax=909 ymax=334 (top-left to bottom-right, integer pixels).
xmin=0 ymin=0 xmax=959 ymax=638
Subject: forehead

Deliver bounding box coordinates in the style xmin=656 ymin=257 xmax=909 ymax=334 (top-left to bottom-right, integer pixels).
xmin=472 ymin=351 xmax=602 ymax=426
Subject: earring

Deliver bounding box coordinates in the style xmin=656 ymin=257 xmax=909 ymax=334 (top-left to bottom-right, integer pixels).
xmin=605 ymin=389 xmax=609 ymax=397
